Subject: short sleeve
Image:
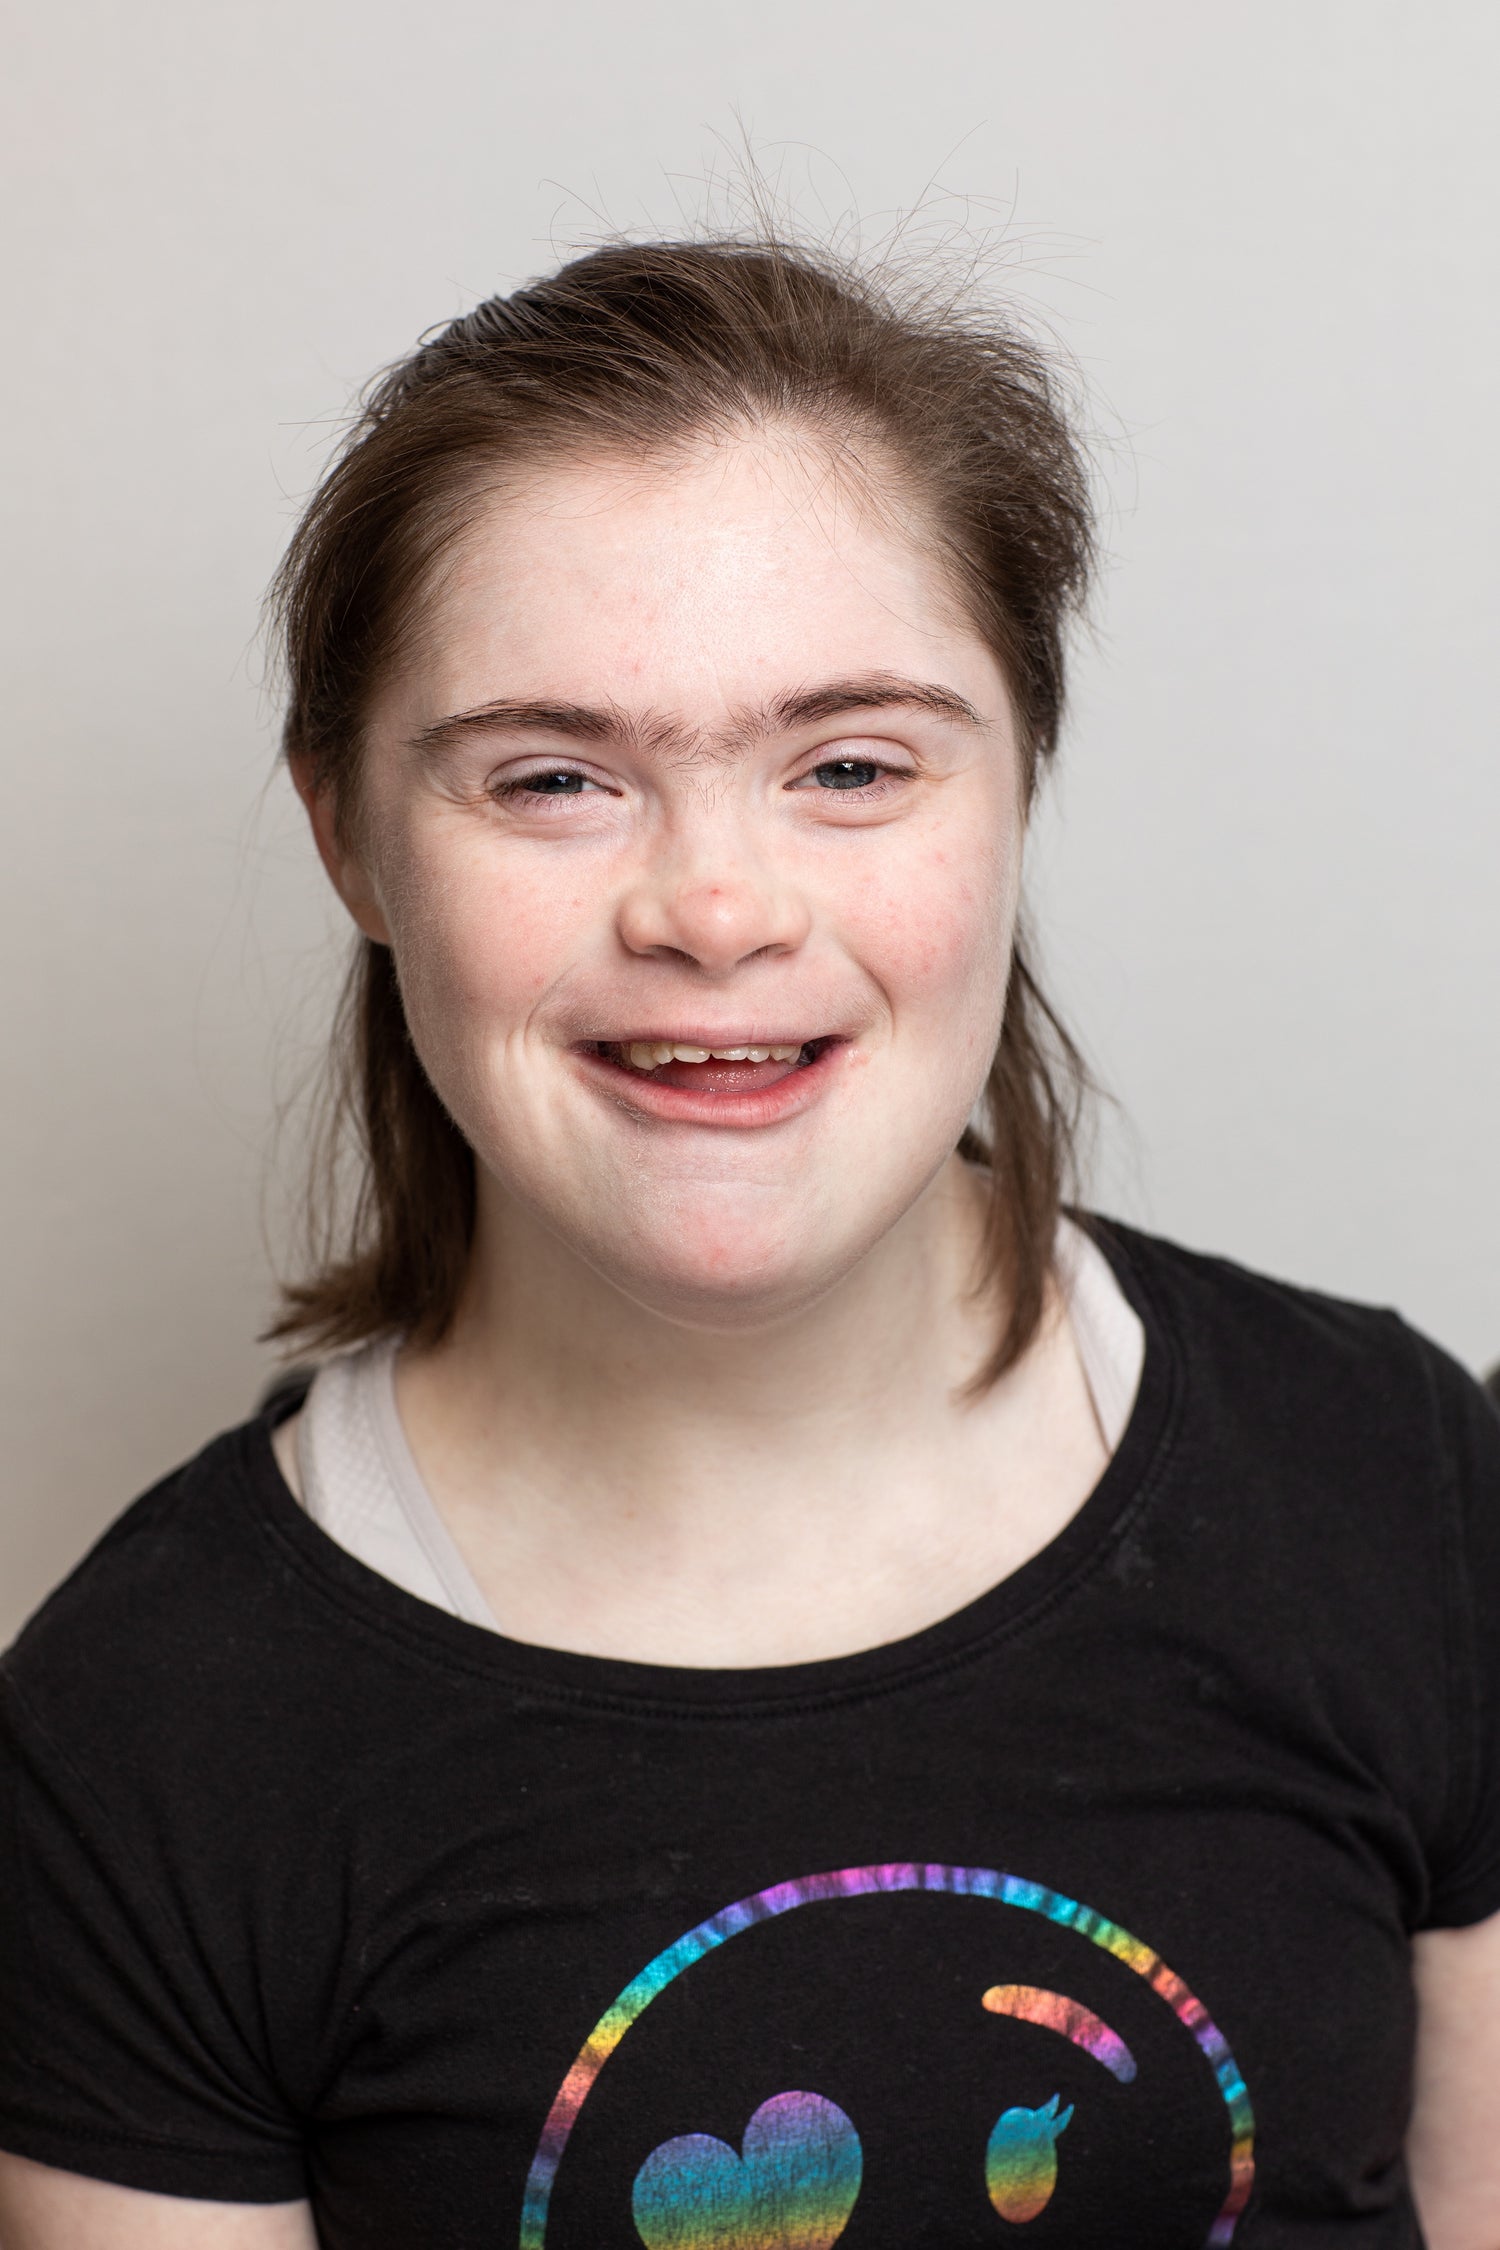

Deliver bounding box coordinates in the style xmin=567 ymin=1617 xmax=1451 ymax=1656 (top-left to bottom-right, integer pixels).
xmin=0 ymin=1674 xmax=307 ymax=2200
xmin=1420 ymin=1345 xmax=1500 ymax=1929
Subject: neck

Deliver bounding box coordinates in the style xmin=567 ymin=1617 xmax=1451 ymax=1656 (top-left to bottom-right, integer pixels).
xmin=430 ymin=1153 xmax=996 ymax=1453
xmin=390 ymin=1157 xmax=1103 ymax=1665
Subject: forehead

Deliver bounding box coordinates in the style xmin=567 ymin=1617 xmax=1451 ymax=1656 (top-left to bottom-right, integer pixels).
xmin=392 ymin=427 xmax=1009 ymax=728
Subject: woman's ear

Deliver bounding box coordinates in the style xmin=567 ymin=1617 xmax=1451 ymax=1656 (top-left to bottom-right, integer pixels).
xmin=288 ymin=752 xmax=392 ymax=946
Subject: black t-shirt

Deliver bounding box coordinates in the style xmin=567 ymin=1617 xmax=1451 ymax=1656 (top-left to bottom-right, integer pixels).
xmin=2 ymin=1222 xmax=1499 ymax=2248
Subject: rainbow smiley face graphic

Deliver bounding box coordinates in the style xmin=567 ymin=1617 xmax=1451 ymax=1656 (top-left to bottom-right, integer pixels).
xmin=521 ymin=1865 xmax=1255 ymax=2249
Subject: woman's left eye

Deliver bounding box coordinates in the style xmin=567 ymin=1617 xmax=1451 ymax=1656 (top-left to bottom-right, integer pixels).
xmin=493 ymin=770 xmax=596 ymax=800
xmin=519 ymin=769 xmax=589 ymax=796
xmin=795 ymin=758 xmax=902 ymax=794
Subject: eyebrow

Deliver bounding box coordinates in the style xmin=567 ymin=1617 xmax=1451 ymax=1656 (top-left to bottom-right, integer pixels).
xmin=406 ymin=672 xmax=985 ymax=761
xmin=982 ymin=1985 xmax=1138 ymax=2084
xmin=409 ymin=699 xmax=619 ymax=757
xmin=767 ymin=675 xmax=984 ymax=732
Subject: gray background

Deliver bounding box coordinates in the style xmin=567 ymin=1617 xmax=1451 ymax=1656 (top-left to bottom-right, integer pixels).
xmin=3 ymin=0 xmax=1496 ymax=1643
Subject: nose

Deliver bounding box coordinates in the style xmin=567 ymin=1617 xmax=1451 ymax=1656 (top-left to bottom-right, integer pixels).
xmin=615 ymin=836 xmax=812 ymax=975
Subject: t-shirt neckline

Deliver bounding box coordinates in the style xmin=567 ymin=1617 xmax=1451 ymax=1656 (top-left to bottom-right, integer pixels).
xmin=243 ymin=1217 xmax=1181 ymax=1718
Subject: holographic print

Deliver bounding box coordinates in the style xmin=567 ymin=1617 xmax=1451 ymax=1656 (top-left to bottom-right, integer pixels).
xmin=985 ymin=2093 xmax=1073 ymax=2223
xmin=981 ymin=1985 xmax=1137 ymax=2083
xmin=632 ymin=2090 xmax=862 ymax=2250
xmin=519 ymin=1862 xmax=1256 ymax=2249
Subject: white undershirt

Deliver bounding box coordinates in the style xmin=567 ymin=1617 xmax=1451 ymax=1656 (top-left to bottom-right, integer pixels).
xmin=293 ymin=1215 xmax=1146 ymax=1635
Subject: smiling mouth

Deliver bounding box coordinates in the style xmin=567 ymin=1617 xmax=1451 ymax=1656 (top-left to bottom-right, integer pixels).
xmin=589 ymin=1035 xmax=845 ymax=1089
xmin=598 ymin=1035 xmax=827 ymax=1071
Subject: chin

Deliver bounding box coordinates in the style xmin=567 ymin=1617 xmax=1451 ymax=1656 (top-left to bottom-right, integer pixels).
xmin=583 ymin=1220 xmax=853 ymax=1335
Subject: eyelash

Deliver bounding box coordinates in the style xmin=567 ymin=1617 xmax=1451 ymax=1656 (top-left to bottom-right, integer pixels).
xmin=490 ymin=758 xmax=911 ymax=807
xmin=490 ymin=772 xmax=601 ymax=806
xmin=793 ymin=758 xmax=909 ymax=799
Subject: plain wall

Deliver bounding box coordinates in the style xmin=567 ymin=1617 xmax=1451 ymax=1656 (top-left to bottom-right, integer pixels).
xmin=3 ymin=0 xmax=1496 ymax=1643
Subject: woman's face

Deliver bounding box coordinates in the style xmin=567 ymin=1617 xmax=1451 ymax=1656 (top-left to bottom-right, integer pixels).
xmin=327 ymin=427 xmax=1025 ymax=1329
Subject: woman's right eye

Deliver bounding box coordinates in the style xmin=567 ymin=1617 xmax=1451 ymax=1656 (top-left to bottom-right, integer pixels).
xmin=512 ymin=769 xmax=589 ymax=796
xmin=492 ymin=770 xmax=596 ymax=801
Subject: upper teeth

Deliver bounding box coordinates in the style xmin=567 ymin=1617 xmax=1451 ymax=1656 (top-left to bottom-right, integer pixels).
xmin=622 ymin=1041 xmax=804 ymax=1070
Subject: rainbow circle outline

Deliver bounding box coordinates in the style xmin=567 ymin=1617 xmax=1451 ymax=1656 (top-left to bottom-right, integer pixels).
xmin=519 ymin=1861 xmax=1255 ymax=2247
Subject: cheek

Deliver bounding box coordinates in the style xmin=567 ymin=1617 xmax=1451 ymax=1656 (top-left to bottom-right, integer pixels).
xmin=849 ymin=825 xmax=1017 ymax=1023
xmin=380 ymin=831 xmax=588 ymax=1051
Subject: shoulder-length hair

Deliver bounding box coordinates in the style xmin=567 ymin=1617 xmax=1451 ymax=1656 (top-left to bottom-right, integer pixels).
xmin=267 ymin=235 xmax=1095 ymax=1391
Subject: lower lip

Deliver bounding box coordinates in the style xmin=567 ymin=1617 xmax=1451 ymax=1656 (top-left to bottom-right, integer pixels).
xmin=570 ymin=1041 xmax=848 ymax=1127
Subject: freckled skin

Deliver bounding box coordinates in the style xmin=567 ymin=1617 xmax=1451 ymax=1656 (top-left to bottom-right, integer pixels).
xmin=320 ymin=425 xmax=1024 ymax=1334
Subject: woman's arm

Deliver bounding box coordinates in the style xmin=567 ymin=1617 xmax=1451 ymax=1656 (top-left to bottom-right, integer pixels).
xmin=0 ymin=2153 xmax=318 ymax=2249
xmin=1409 ymin=1909 xmax=1500 ymax=2250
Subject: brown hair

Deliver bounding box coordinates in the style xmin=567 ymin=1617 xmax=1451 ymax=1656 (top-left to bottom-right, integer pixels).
xmin=268 ymin=235 xmax=1095 ymax=1387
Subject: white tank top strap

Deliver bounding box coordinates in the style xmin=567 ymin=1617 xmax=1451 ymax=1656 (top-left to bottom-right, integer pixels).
xmin=1054 ymin=1214 xmax=1146 ymax=1457
xmin=295 ymin=1335 xmax=501 ymax=1631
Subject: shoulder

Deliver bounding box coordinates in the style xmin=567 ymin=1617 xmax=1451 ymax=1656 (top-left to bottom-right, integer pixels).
xmin=8 ymin=1418 xmax=287 ymax=1659
xmin=1095 ymin=1214 xmax=1491 ymax=1474
xmin=0 ymin=1427 xmax=353 ymax=2170
xmin=1090 ymin=1215 xmax=1500 ymax=1646
xmin=1101 ymin=1213 xmax=1414 ymax=1361
xmin=1095 ymin=1222 xmax=1500 ymax=1903
xmin=1 ymin=1416 xmax=380 ymax=1819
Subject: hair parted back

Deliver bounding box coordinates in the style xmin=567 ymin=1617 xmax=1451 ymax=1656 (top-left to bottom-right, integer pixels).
xmin=268 ymin=228 xmax=1096 ymax=1389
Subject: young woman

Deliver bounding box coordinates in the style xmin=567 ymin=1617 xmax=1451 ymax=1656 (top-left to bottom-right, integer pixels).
xmin=1 ymin=241 xmax=1496 ymax=2250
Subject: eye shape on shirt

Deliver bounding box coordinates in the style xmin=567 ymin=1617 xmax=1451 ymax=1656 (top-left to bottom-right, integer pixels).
xmin=985 ymin=2090 xmax=1075 ymax=2223
xmin=979 ymin=1986 xmax=1135 ymax=2222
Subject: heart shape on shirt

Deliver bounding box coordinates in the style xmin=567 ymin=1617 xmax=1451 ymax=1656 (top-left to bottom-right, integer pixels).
xmin=632 ymin=2088 xmax=863 ymax=2250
